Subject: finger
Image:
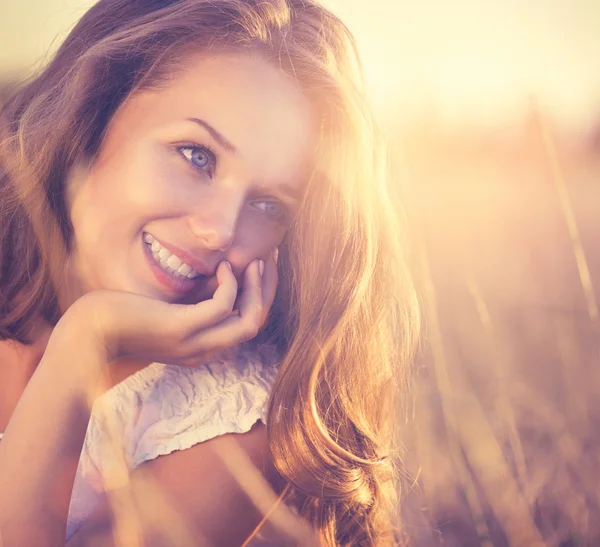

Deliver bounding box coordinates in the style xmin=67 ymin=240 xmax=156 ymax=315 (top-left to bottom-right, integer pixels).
xmin=183 ymin=260 xmax=267 ymax=357
xmin=210 ymin=261 xmax=239 ymax=313
xmin=261 ymin=248 xmax=279 ymax=316
xmin=185 ymin=299 xmax=262 ymax=354
xmin=177 ymin=261 xmax=238 ymax=332
xmin=186 ymin=261 xmax=262 ymax=351
xmin=233 ymin=259 xmax=264 ymax=338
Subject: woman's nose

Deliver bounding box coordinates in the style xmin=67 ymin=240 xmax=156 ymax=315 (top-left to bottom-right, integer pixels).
xmin=187 ymin=189 xmax=243 ymax=252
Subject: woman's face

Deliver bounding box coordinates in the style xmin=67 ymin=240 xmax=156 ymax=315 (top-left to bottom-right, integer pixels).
xmin=67 ymin=53 xmax=315 ymax=304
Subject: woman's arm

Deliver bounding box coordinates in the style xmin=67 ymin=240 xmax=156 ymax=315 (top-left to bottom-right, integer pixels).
xmin=0 ymin=258 xmax=275 ymax=546
xmin=0 ymin=317 xmax=108 ymax=546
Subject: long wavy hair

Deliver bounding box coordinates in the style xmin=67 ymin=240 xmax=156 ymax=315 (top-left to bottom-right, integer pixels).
xmin=0 ymin=0 xmax=419 ymax=544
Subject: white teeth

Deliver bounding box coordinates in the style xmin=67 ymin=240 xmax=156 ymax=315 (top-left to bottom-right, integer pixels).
xmin=166 ymin=254 xmax=183 ymax=270
xmin=158 ymin=247 xmax=170 ymax=260
xmin=178 ymin=263 xmax=192 ymax=276
xmin=143 ymin=233 xmax=201 ymax=280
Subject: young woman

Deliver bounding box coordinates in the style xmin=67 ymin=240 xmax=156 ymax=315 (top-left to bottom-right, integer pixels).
xmin=0 ymin=0 xmax=419 ymax=545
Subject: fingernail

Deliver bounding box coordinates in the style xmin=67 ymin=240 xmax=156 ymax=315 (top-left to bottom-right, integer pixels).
xmin=223 ymin=261 xmax=232 ymax=271
xmin=258 ymin=259 xmax=264 ymax=277
xmin=273 ymin=247 xmax=279 ymax=264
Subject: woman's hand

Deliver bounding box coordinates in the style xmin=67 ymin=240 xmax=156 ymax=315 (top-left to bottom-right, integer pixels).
xmin=65 ymin=251 xmax=278 ymax=368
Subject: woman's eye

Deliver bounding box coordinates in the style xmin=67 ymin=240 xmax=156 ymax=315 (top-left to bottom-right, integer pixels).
xmin=252 ymin=200 xmax=287 ymax=220
xmin=179 ymin=146 xmax=215 ymax=176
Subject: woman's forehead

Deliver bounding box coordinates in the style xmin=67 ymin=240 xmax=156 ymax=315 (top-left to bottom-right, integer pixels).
xmin=120 ymin=52 xmax=317 ymax=185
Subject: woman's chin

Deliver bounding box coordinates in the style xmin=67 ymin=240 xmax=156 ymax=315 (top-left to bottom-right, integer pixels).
xmin=143 ymin=277 xmax=218 ymax=306
xmin=176 ymin=280 xmax=218 ymax=305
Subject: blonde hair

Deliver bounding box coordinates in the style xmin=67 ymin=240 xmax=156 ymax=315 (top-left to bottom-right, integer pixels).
xmin=0 ymin=0 xmax=420 ymax=543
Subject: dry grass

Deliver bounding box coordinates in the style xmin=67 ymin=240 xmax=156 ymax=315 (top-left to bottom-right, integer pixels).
xmin=397 ymin=107 xmax=600 ymax=547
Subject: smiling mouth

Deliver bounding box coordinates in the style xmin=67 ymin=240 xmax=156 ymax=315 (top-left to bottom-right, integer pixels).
xmin=143 ymin=233 xmax=203 ymax=280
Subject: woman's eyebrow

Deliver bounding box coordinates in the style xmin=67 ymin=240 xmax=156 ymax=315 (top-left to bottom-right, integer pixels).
xmin=186 ymin=117 xmax=237 ymax=154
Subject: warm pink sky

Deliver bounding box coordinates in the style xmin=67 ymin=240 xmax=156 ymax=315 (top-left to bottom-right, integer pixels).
xmin=2 ymin=0 xmax=599 ymax=128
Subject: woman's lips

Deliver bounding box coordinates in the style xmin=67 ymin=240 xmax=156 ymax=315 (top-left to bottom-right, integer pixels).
xmin=142 ymin=237 xmax=206 ymax=295
xmin=146 ymin=234 xmax=214 ymax=277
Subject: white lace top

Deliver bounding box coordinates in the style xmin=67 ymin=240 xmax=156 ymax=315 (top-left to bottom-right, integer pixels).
xmin=65 ymin=342 xmax=280 ymax=542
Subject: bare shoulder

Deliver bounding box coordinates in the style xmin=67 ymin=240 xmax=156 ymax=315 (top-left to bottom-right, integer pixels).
xmin=135 ymin=420 xmax=285 ymax=544
xmin=68 ymin=421 xmax=290 ymax=546
xmin=143 ymin=419 xmax=278 ymax=483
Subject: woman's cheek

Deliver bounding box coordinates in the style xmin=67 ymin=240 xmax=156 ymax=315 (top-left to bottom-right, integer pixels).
xmin=225 ymin=244 xmax=269 ymax=281
xmin=228 ymin=252 xmax=259 ymax=280
xmin=242 ymin=211 xmax=288 ymax=245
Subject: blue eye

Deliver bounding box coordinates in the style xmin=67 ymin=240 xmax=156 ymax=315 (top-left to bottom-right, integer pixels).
xmin=253 ymin=200 xmax=287 ymax=220
xmin=179 ymin=145 xmax=215 ymax=175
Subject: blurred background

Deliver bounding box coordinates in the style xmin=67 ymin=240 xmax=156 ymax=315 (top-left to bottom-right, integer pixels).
xmin=2 ymin=1 xmax=600 ymax=545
